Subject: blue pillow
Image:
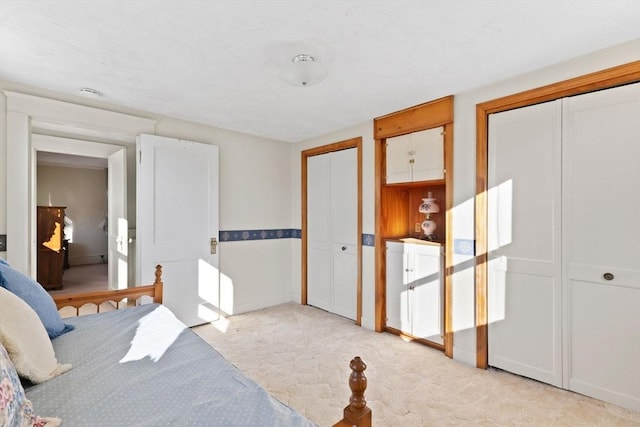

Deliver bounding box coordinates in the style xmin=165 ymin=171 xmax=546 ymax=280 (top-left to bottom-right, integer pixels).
xmin=0 ymin=258 xmax=9 ymax=266
xmin=0 ymin=262 xmax=74 ymax=339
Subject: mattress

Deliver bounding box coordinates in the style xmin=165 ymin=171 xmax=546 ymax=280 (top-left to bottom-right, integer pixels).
xmin=26 ymin=303 xmax=315 ymax=426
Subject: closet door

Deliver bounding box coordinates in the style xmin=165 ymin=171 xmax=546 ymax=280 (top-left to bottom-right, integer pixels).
xmin=307 ymin=154 xmax=332 ymax=312
xmin=563 ymin=82 xmax=640 ymax=411
xmin=487 ymin=100 xmax=563 ymax=387
xmin=330 ymin=148 xmax=358 ymax=320
xmin=306 ymin=148 xmax=358 ymax=320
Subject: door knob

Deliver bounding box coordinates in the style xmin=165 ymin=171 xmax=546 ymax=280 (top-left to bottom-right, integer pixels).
xmin=602 ymin=272 xmax=614 ymax=281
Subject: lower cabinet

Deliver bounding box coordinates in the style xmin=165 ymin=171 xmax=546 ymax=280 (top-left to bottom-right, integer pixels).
xmin=386 ymin=240 xmax=442 ymax=344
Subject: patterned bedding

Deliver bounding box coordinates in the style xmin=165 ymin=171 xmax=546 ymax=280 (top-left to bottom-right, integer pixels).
xmin=25 ymin=304 xmax=315 ymax=426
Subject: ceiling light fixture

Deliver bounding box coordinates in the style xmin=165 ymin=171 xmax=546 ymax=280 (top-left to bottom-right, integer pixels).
xmin=278 ymin=54 xmax=328 ymax=87
xmin=79 ymin=87 xmax=102 ymax=97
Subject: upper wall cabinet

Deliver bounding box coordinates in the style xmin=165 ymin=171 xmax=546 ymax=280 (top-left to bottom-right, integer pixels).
xmin=385 ymin=126 xmax=444 ymax=184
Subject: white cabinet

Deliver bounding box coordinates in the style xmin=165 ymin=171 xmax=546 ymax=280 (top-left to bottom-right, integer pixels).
xmin=386 ymin=240 xmax=442 ymax=343
xmin=385 ymin=126 xmax=444 ymax=184
xmin=307 ymin=148 xmax=358 ymax=321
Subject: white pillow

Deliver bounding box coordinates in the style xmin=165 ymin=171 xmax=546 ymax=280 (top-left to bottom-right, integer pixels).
xmin=0 ymin=287 xmax=71 ymax=384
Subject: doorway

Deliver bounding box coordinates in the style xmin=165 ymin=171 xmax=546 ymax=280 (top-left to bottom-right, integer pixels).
xmin=36 ymin=151 xmax=109 ymax=295
xmin=30 ymin=134 xmax=129 ymax=294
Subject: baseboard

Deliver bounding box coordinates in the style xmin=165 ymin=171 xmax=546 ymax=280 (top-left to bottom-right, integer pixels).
xmin=69 ymin=255 xmax=107 ymax=266
xmin=231 ymin=294 xmax=293 ymax=316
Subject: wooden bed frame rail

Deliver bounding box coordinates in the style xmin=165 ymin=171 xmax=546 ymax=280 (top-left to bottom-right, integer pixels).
xmin=51 ymin=264 xmax=371 ymax=425
xmin=53 ymin=264 xmax=163 ymax=314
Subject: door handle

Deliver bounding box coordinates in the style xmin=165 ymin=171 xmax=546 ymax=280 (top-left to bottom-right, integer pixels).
xmin=210 ymin=237 xmax=218 ymax=254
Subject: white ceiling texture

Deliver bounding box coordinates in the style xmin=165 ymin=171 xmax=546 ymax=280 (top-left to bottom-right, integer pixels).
xmin=1 ymin=1 xmax=639 ymax=143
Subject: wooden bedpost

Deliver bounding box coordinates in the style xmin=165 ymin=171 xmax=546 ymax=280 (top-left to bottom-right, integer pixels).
xmin=333 ymin=357 xmax=372 ymax=427
xmin=153 ymin=264 xmax=164 ymax=304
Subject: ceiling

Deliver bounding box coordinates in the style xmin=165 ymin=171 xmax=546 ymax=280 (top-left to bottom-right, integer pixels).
xmin=1 ymin=1 xmax=639 ymax=143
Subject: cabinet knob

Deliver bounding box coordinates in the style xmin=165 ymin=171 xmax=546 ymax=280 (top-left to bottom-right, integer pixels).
xmin=341 ymin=246 xmax=347 ymax=251
xmin=603 ymin=272 xmax=614 ymax=281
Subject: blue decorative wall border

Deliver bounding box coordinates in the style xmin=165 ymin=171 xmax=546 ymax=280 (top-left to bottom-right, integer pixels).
xmin=220 ymin=229 xmax=375 ymax=245
xmin=454 ymin=239 xmax=475 ymax=256
xmin=362 ymin=234 xmax=375 ymax=247
xmin=220 ymin=229 xmax=295 ymax=242
xmin=220 ymin=231 xmax=472 ymax=253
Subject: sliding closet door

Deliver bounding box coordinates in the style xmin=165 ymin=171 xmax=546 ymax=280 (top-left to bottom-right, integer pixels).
xmin=563 ymin=82 xmax=640 ymax=411
xmin=487 ymin=100 xmax=563 ymax=387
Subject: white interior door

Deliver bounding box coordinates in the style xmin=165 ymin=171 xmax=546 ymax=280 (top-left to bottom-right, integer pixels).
xmin=137 ymin=134 xmax=219 ymax=327
xmin=107 ymin=148 xmax=127 ymax=290
xmin=307 ymin=154 xmax=331 ymax=312
xmin=487 ymin=100 xmax=563 ymax=387
xmin=563 ymin=83 xmax=640 ymax=411
xmin=330 ymin=148 xmax=357 ymax=320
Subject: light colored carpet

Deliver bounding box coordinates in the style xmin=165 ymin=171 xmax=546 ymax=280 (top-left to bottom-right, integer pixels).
xmin=48 ymin=263 xmax=108 ymax=296
xmin=193 ymin=303 xmax=639 ymax=427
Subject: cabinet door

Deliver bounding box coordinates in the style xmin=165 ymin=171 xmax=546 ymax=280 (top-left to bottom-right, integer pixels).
xmin=410 ymin=245 xmax=442 ymax=342
xmin=385 ymin=242 xmax=410 ymax=333
xmin=412 ymin=127 xmax=444 ymax=182
xmin=385 ymin=133 xmax=412 ymax=184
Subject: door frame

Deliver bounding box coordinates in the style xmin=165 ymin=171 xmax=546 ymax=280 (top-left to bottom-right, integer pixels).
xmin=474 ymin=61 xmax=640 ymax=368
xmin=301 ymin=137 xmax=363 ymax=325
xmin=3 ymin=90 xmax=155 ymax=275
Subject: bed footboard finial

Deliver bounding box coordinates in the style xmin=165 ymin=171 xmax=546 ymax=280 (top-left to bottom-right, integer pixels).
xmin=153 ymin=264 xmax=164 ymax=304
xmin=333 ymin=356 xmax=372 ymax=427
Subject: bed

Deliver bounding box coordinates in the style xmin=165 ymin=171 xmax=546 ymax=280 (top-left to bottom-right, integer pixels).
xmin=2 ymin=264 xmax=371 ymax=427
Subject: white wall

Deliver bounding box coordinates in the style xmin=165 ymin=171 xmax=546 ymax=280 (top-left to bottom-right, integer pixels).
xmin=37 ymin=165 xmax=108 ymax=265
xmin=0 ymin=80 xmax=293 ymax=315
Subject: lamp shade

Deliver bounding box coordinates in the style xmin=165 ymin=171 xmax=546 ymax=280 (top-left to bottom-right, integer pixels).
xmin=418 ymin=192 xmax=440 ymax=214
xmin=279 ymin=54 xmax=328 ymax=87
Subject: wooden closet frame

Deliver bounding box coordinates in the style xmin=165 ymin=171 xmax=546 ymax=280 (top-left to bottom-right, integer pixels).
xmin=474 ymin=60 xmax=640 ymax=368
xmin=374 ymin=96 xmax=455 ymax=357
xmin=301 ymin=137 xmax=364 ymax=325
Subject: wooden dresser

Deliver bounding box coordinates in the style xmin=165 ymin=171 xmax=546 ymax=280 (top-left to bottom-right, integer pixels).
xmin=37 ymin=206 xmax=66 ymax=290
